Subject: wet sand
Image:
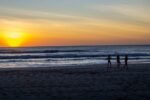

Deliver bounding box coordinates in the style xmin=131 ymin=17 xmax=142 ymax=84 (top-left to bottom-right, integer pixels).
xmin=0 ymin=64 xmax=150 ymax=100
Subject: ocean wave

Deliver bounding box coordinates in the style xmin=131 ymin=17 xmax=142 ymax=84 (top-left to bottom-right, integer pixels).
xmin=0 ymin=53 xmax=149 ymax=59
xmin=0 ymin=49 xmax=88 ymax=54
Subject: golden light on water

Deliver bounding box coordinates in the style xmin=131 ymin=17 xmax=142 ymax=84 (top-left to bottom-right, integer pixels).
xmin=3 ymin=32 xmax=26 ymax=47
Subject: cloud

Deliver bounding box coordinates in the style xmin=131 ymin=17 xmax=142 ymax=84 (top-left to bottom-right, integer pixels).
xmin=0 ymin=5 xmax=149 ymax=35
xmin=0 ymin=7 xmax=87 ymax=23
xmin=90 ymin=3 xmax=150 ymax=27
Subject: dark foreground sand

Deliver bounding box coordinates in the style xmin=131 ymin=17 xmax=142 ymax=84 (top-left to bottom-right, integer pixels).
xmin=0 ymin=64 xmax=150 ymax=100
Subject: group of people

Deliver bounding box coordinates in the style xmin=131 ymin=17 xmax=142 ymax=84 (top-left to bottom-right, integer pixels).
xmin=107 ymin=55 xmax=128 ymax=69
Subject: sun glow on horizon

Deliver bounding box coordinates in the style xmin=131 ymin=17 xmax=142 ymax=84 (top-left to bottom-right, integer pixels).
xmin=3 ymin=32 xmax=26 ymax=47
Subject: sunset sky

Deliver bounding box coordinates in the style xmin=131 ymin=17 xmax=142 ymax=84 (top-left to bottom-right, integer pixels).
xmin=0 ymin=0 xmax=150 ymax=47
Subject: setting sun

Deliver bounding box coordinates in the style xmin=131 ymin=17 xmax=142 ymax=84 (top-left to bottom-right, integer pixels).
xmin=3 ymin=32 xmax=26 ymax=47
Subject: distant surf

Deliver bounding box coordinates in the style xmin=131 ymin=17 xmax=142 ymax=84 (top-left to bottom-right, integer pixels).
xmin=0 ymin=45 xmax=149 ymax=68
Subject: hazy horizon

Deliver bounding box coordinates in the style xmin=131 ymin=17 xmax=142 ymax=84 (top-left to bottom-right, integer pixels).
xmin=0 ymin=44 xmax=150 ymax=48
xmin=0 ymin=0 xmax=150 ymax=47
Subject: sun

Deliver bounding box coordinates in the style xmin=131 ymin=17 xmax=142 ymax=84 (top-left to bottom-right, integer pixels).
xmin=3 ymin=32 xmax=26 ymax=47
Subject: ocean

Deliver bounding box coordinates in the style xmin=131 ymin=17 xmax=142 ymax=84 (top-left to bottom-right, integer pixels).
xmin=0 ymin=45 xmax=149 ymax=68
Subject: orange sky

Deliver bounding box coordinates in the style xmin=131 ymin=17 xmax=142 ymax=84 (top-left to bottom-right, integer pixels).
xmin=0 ymin=0 xmax=150 ymax=47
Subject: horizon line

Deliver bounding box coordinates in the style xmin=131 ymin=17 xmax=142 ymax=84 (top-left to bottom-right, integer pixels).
xmin=0 ymin=44 xmax=150 ymax=48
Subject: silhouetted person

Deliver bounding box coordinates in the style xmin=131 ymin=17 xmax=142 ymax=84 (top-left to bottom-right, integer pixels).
xmin=117 ymin=55 xmax=121 ymax=68
xmin=107 ymin=55 xmax=111 ymax=68
xmin=124 ymin=55 xmax=128 ymax=69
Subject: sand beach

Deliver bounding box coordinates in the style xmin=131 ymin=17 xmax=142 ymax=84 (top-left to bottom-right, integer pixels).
xmin=0 ymin=64 xmax=150 ymax=100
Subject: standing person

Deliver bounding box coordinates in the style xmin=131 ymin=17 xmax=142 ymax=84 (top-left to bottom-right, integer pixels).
xmin=107 ymin=55 xmax=111 ymax=68
xmin=124 ymin=55 xmax=128 ymax=70
xmin=117 ymin=55 xmax=121 ymax=68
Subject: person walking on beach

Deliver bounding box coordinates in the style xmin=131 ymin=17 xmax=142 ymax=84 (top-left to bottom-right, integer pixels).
xmin=107 ymin=55 xmax=111 ymax=68
xmin=124 ymin=55 xmax=128 ymax=69
xmin=117 ymin=55 xmax=121 ymax=68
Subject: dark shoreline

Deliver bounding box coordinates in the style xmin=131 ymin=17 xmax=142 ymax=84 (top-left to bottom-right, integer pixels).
xmin=0 ymin=64 xmax=150 ymax=100
xmin=0 ymin=63 xmax=149 ymax=71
